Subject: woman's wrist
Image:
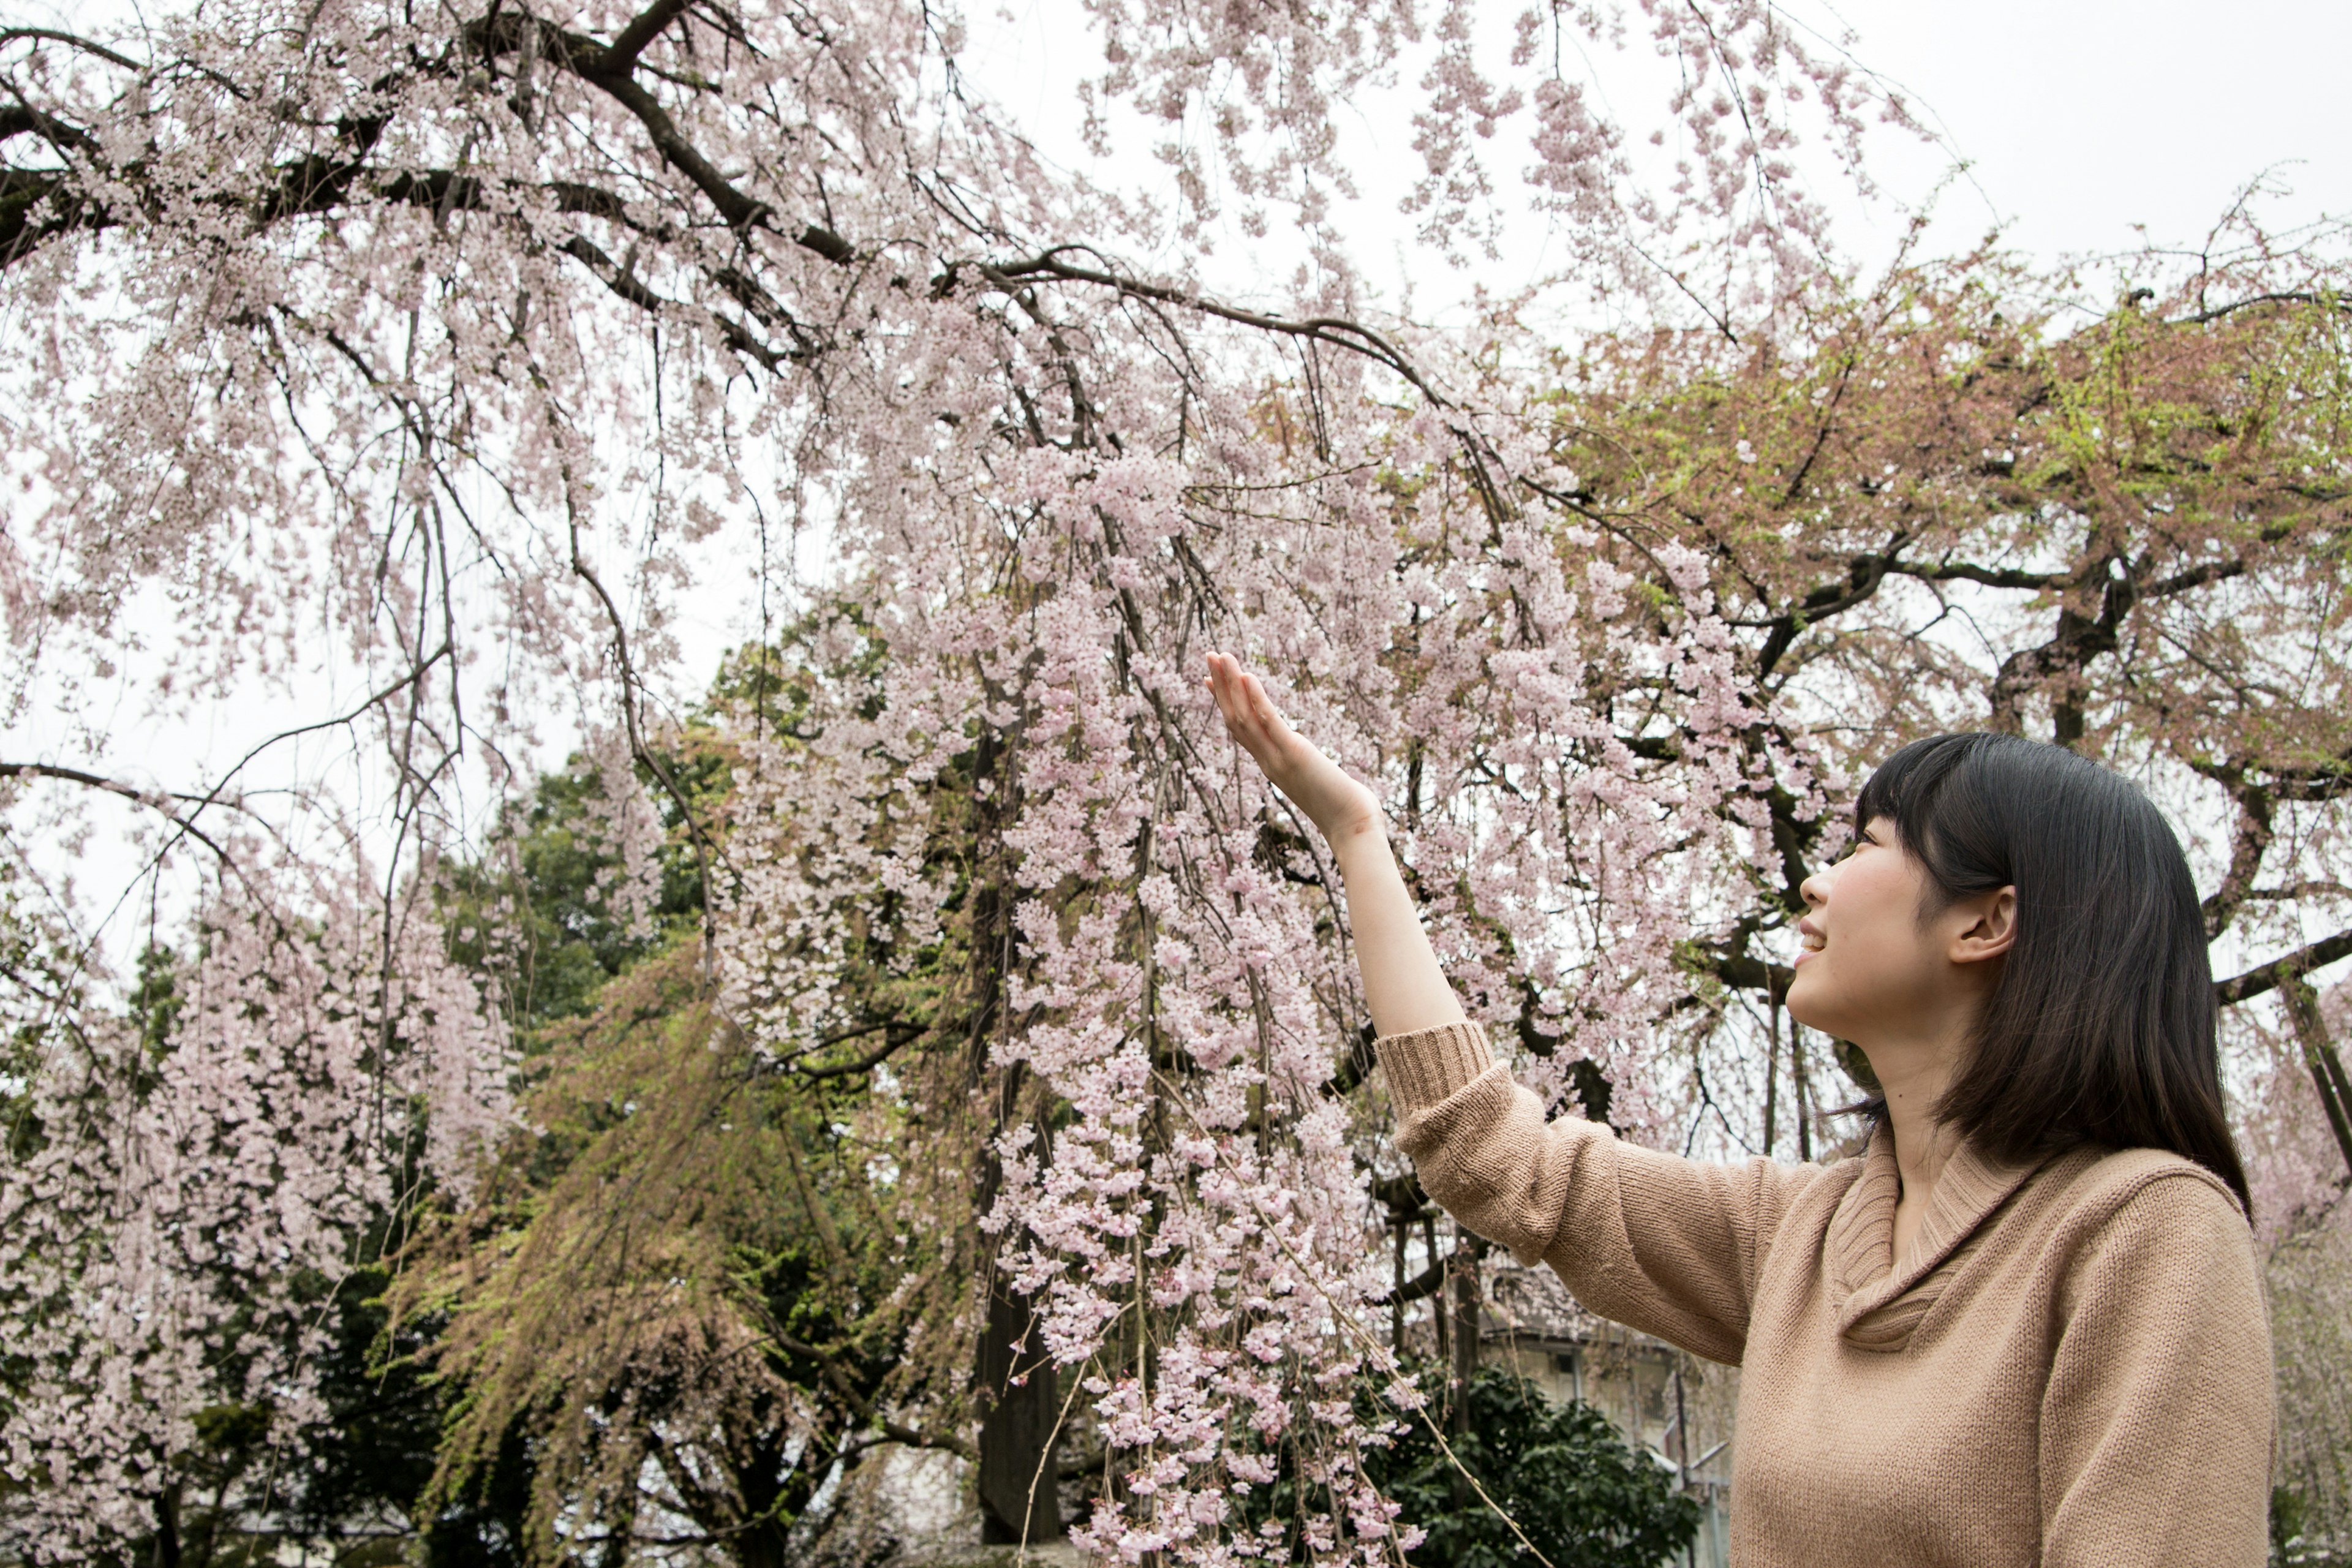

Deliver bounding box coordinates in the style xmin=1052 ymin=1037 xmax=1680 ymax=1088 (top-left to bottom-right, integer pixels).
xmin=1322 ymin=807 xmax=1389 ymax=854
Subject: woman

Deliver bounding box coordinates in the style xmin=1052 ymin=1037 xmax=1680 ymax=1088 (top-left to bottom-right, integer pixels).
xmin=1203 ymin=653 xmax=2271 ymax=1567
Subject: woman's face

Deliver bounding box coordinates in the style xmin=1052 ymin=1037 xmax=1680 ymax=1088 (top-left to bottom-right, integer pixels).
xmin=1785 ymin=817 xmax=2003 ymax=1050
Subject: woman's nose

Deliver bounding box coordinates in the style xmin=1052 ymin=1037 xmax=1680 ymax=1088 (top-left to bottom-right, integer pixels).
xmin=1799 ymin=865 xmax=1830 ymax=910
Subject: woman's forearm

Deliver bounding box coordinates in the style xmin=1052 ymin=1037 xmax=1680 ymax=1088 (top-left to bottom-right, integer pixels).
xmin=1329 ymin=822 xmax=1468 ymax=1039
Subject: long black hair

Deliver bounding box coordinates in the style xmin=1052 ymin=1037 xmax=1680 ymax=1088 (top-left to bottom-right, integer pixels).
xmin=1852 ymin=733 xmax=2250 ymax=1213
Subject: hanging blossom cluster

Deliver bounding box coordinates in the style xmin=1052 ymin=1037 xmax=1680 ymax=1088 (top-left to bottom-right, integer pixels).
xmin=1076 ymin=0 xmax=1920 ymax=287
xmin=0 ymin=855 xmax=511 ymax=1558
xmin=714 ymin=290 xmax=1829 ymax=1563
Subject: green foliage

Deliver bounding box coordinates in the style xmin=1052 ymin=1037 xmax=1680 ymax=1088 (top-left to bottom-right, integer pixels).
xmin=2274 ymin=1484 xmax=2309 ymax=1561
xmin=382 ymin=632 xmax=977 ymax=1564
xmin=2271 ymin=1208 xmax=2352 ymax=1568
xmin=129 ymin=942 xmax=182 ymax=1060
xmin=1234 ymin=1365 xmax=1697 ymax=1568
xmin=434 ymin=636 xmax=841 ymax=1041
xmin=1373 ymin=1368 xmax=1699 ymax=1568
xmin=293 ymin=1259 xmax=532 ymax=1567
xmin=394 ymin=939 xmax=960 ymax=1566
xmin=2269 ymin=1480 xmax=2352 ymax=1568
xmin=437 ymin=741 xmax=718 ymax=1035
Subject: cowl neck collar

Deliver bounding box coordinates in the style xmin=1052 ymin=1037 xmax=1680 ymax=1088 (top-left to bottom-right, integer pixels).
xmin=1825 ymin=1125 xmax=2046 ymax=1346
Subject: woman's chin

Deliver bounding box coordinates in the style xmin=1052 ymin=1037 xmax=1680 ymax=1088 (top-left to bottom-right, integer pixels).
xmin=1782 ymin=970 xmax=1833 ymax=1034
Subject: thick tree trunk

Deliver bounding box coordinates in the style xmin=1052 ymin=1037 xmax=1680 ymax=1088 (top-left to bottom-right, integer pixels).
xmin=965 ymin=722 xmax=1062 ymax=1545
xmin=152 ymin=1487 xmax=181 ymax=1568
xmin=976 ymin=1275 xmax=1063 ymax=1543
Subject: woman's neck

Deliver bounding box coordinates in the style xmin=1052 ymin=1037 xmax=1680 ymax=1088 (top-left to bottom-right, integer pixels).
xmin=1870 ymin=1036 xmax=1967 ymax=1268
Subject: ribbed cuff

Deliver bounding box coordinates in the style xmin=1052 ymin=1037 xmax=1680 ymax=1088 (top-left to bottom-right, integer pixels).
xmin=1374 ymin=1022 xmax=1496 ymax=1116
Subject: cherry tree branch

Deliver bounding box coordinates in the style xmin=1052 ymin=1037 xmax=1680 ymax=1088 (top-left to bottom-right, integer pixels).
xmin=2217 ymin=929 xmax=2352 ymax=1006
xmin=767 ymin=1329 xmax=976 ymax=1460
xmin=0 ymin=27 xmax=143 ymax=69
xmin=0 ymin=761 xmax=236 ymax=863
xmin=2176 ymin=290 xmax=2352 ymax=326
xmin=596 ymin=0 xmax=696 ymax=75
xmin=778 ymin=1021 xmax=928 ymax=1080
xmin=983 ymin=247 xmax=1441 ymax=405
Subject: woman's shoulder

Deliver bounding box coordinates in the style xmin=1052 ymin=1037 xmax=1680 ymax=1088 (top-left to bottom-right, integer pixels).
xmin=2034 ymin=1144 xmax=2243 ymax=1219
xmin=2018 ymin=1144 xmax=2255 ymax=1284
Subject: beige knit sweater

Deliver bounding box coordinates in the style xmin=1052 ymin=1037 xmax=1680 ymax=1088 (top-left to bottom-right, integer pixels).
xmin=1378 ymin=1022 xmax=2272 ymax=1568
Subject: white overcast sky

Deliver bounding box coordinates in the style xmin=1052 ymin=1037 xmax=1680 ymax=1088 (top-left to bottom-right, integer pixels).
xmin=1798 ymin=0 xmax=2351 ymax=266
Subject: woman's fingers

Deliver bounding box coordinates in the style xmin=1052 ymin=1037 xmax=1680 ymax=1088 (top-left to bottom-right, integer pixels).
xmin=1207 ymin=654 xmax=1261 ymax=741
xmin=1202 ymin=654 xmax=1381 ymax=841
xmin=1227 ymin=666 xmax=1280 ymax=747
xmin=1206 ymin=655 xmax=1292 ymax=775
xmin=1206 ymin=655 xmax=1315 ymax=803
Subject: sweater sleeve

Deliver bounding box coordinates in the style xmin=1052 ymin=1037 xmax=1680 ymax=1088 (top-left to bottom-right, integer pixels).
xmin=1378 ymin=1022 xmax=1822 ymax=1365
xmin=2038 ymin=1170 xmax=2272 ymax=1568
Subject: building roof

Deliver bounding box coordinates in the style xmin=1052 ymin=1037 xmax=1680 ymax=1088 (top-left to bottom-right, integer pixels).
xmin=1479 ymin=1261 xmax=1606 ymax=1345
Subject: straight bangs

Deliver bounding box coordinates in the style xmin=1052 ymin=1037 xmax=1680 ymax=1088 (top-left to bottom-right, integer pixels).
xmin=1851 ymin=733 xmax=2248 ymax=1213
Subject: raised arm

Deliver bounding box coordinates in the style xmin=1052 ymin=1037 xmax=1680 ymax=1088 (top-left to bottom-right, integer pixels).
xmin=1203 ymin=652 xmax=1463 ymax=1038
xmin=1205 ymin=652 xmax=1823 ymax=1362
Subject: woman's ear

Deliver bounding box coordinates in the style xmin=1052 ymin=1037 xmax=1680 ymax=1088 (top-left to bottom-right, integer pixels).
xmin=1948 ymin=885 xmax=2018 ymax=967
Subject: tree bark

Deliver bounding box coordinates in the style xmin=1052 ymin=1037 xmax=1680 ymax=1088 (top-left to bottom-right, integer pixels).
xmin=1427 ymin=1213 xmax=1447 ymax=1371
xmin=1447 ymin=1233 xmax=1483 ymax=1434
xmin=975 ymin=1273 xmax=1063 ymax=1543
xmin=965 ymin=719 xmax=1062 ymax=1545
xmin=1791 ymin=1022 xmax=1813 ymax=1163
xmin=2282 ymin=974 xmax=2352 ymax=1181
xmin=1446 ymin=1233 xmax=1485 ymax=1510
xmin=1392 ymin=1215 xmax=1406 ymax=1352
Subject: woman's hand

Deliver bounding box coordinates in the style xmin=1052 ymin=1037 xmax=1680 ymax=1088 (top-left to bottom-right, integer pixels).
xmin=1204 ymin=653 xmax=1383 ymax=844
xmin=1203 ymin=652 xmax=1463 ymax=1036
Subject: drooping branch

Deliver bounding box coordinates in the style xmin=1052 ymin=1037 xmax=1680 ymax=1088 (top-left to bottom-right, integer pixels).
xmin=0 ymin=26 xmax=143 ymax=70
xmin=982 ymin=247 xmax=1442 ymax=406
xmin=0 ymin=761 xmax=235 ymax=863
